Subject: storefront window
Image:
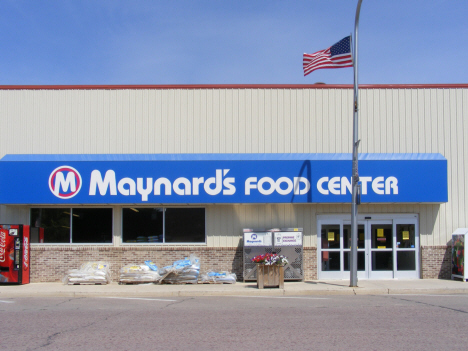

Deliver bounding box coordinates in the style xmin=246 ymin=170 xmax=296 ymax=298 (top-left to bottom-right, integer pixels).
xmin=71 ymin=208 xmax=113 ymax=243
xmin=396 ymin=224 xmax=415 ymax=248
xmin=122 ymin=207 xmax=205 ymax=243
xmin=321 ymin=224 xmax=340 ymax=249
xmin=371 ymin=225 xmax=393 ymax=249
xmin=165 ymin=208 xmax=205 ymax=243
xmin=30 ymin=208 xmax=113 ymax=244
xmin=30 ymin=208 xmax=70 ymax=243
xmin=122 ymin=208 xmax=163 ymax=243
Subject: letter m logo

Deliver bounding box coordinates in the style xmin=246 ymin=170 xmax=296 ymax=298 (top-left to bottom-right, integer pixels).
xmin=49 ymin=166 xmax=82 ymax=199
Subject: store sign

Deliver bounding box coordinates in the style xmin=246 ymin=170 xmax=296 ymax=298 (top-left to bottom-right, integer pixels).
xmin=244 ymin=232 xmax=273 ymax=247
xmin=0 ymin=154 xmax=447 ymax=204
xmin=49 ymin=166 xmax=82 ymax=199
xmin=274 ymin=232 xmax=303 ymax=246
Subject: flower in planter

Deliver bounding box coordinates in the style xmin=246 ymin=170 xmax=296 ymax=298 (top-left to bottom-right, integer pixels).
xmin=251 ymin=253 xmax=288 ymax=266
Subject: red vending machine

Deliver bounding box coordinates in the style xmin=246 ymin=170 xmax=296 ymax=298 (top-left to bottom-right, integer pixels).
xmin=30 ymin=227 xmax=44 ymax=243
xmin=0 ymin=224 xmax=30 ymax=284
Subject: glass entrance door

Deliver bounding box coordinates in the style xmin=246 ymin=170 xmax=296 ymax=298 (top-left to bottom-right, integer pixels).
xmin=343 ymin=223 xmax=367 ymax=280
xmin=369 ymin=221 xmax=393 ymax=279
xmin=320 ymin=223 xmax=342 ymax=279
xmin=342 ymin=221 xmax=394 ymax=280
xmin=318 ymin=215 xmax=419 ymax=280
xmin=394 ymin=219 xmax=419 ymax=279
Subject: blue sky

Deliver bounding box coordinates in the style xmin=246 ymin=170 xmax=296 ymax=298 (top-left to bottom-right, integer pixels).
xmin=0 ymin=0 xmax=466 ymax=85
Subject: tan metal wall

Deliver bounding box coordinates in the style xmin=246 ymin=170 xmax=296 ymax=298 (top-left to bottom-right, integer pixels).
xmin=0 ymin=86 xmax=466 ymax=247
xmin=0 ymin=88 xmax=354 ymax=154
xmin=206 ymin=203 xmax=440 ymax=247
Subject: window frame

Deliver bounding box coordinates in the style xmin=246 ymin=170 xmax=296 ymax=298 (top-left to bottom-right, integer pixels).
xmin=29 ymin=206 xmax=114 ymax=245
xmin=121 ymin=206 xmax=207 ymax=245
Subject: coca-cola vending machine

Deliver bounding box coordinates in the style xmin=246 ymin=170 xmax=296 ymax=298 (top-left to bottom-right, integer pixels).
xmin=0 ymin=224 xmax=30 ymax=284
xmin=30 ymin=227 xmax=44 ymax=243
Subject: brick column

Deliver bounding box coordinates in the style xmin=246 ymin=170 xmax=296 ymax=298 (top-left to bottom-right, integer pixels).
xmin=421 ymin=246 xmax=451 ymax=279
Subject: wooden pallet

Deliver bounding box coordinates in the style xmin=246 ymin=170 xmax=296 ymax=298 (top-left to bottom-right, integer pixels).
xmin=160 ymin=280 xmax=198 ymax=285
xmin=153 ymin=271 xmax=172 ymax=284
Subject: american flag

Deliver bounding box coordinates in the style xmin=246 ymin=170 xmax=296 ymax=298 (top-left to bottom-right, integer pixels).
xmin=303 ymin=36 xmax=353 ymax=76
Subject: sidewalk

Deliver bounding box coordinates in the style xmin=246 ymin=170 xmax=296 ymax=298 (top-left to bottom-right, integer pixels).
xmin=1 ymin=279 xmax=468 ymax=298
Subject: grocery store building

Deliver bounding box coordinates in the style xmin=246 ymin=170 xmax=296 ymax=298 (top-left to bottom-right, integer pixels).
xmin=0 ymin=84 xmax=465 ymax=282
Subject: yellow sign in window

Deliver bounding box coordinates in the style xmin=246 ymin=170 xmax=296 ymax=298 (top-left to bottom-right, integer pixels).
xmin=328 ymin=232 xmax=335 ymax=241
xmin=377 ymin=229 xmax=384 ymax=238
xmin=378 ymin=246 xmax=386 ymax=249
xmin=402 ymin=231 xmax=410 ymax=240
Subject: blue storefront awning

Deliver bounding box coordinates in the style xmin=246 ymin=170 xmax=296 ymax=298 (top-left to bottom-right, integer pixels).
xmin=0 ymin=153 xmax=448 ymax=205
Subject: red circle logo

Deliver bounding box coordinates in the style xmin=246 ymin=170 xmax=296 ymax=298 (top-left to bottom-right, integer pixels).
xmin=49 ymin=166 xmax=82 ymax=199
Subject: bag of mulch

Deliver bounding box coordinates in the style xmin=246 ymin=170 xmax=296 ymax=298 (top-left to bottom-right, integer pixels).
xmin=63 ymin=261 xmax=111 ymax=284
xmin=161 ymin=254 xmax=200 ymax=284
xmin=119 ymin=264 xmax=161 ymax=284
xmin=200 ymin=271 xmax=237 ymax=284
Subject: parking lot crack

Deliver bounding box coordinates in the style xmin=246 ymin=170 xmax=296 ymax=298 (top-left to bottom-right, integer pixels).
xmin=389 ymin=296 xmax=468 ymax=315
xmin=31 ymin=310 xmax=126 ymax=350
xmin=163 ymin=297 xmax=193 ymax=308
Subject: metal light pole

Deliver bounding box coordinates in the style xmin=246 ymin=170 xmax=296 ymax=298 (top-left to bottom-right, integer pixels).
xmin=350 ymin=0 xmax=363 ymax=287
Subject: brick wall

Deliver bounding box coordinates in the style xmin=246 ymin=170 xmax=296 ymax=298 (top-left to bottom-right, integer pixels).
xmin=31 ymin=246 xmax=244 ymax=282
xmin=30 ymin=246 xmax=317 ymax=282
xmin=30 ymin=245 xmax=448 ymax=282
xmin=421 ymin=245 xmax=451 ymax=279
xmin=303 ymin=247 xmax=317 ymax=280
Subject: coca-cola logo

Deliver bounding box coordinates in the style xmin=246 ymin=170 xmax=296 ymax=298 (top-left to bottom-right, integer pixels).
xmin=0 ymin=229 xmax=7 ymax=262
xmin=23 ymin=236 xmax=29 ymax=270
xmin=0 ymin=230 xmax=6 ymax=263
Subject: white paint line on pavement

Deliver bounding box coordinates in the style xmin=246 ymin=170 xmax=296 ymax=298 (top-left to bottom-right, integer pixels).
xmin=0 ymin=300 xmax=14 ymax=304
xmin=226 ymin=295 xmax=329 ymax=300
xmin=102 ymin=297 xmax=177 ymax=302
xmin=387 ymin=294 xmax=468 ymax=297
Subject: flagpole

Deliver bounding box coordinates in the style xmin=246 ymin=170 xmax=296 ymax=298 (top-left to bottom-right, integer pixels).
xmin=350 ymin=0 xmax=363 ymax=288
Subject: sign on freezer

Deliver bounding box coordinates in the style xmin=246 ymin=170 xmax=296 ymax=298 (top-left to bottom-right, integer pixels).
xmin=244 ymin=232 xmax=273 ymax=247
xmin=274 ymin=232 xmax=303 ymax=246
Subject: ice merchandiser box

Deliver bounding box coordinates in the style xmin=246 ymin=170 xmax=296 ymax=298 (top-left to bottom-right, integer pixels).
xmin=243 ymin=228 xmax=303 ymax=282
xmin=0 ymin=224 xmax=30 ymax=284
xmin=452 ymin=228 xmax=468 ymax=282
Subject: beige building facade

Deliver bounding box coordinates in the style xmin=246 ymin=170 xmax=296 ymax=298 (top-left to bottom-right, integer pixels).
xmin=0 ymin=84 xmax=465 ymax=282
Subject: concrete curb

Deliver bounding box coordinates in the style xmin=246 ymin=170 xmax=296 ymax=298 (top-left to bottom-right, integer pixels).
xmin=2 ymin=280 xmax=468 ymax=298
